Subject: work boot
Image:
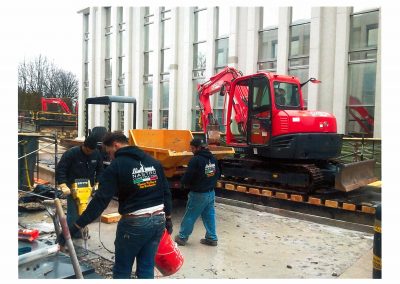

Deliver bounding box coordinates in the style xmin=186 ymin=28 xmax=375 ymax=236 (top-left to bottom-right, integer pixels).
xmin=200 ymin=238 xmax=218 ymax=246
xmin=174 ymin=235 xmax=187 ymax=246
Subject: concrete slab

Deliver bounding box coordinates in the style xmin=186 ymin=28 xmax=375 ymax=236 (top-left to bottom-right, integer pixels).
xmin=18 ymin=198 xmax=374 ymax=279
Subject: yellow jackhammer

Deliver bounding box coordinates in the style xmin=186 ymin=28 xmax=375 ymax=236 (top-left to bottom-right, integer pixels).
xmin=71 ymin=179 xmax=93 ymax=253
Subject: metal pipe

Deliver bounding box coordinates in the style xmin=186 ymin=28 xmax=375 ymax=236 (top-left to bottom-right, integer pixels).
xmin=54 ymin=198 xmax=84 ymax=279
xmin=19 ymin=245 xmax=60 ymax=266
xmin=54 ymin=132 xmax=58 ymax=187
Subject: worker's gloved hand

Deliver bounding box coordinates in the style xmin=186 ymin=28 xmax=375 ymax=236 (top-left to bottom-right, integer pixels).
xmin=165 ymin=218 xmax=173 ymax=235
xmin=93 ymin=182 xmax=99 ymax=192
xmin=58 ymin=183 xmax=71 ymax=196
xmin=57 ymin=224 xmax=80 ymax=246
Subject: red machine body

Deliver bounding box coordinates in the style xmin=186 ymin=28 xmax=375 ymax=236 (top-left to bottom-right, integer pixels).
xmin=198 ymin=67 xmax=340 ymax=160
xmin=41 ymin=98 xmax=72 ymax=114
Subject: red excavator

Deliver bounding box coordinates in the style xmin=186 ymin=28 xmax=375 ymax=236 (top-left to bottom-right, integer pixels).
xmin=197 ymin=67 xmax=376 ymax=193
xmin=34 ymin=97 xmax=77 ymax=127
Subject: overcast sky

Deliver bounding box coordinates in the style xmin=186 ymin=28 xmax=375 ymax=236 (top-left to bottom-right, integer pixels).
xmin=16 ymin=2 xmax=82 ymax=76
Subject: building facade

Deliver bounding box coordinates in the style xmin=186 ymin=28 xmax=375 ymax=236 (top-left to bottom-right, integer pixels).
xmin=77 ymin=6 xmax=381 ymax=138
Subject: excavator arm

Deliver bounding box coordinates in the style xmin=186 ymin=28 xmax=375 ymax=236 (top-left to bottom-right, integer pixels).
xmin=197 ymin=67 xmax=243 ymax=134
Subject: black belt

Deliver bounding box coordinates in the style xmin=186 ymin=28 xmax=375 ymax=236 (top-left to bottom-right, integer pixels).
xmin=122 ymin=209 xmax=165 ymax=219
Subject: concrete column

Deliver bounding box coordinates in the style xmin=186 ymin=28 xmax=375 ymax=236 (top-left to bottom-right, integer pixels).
xmin=373 ymin=10 xmax=381 ymax=138
xmin=123 ymin=7 xmax=134 ymax=134
xmin=132 ymin=8 xmax=145 ymax=130
xmin=308 ymin=7 xmax=337 ymax=113
xmin=332 ymin=7 xmax=351 ymax=134
xmin=228 ymin=7 xmax=239 ymax=69
xmin=168 ymin=8 xmax=179 ymax=129
xmin=94 ymin=7 xmax=105 ymax=128
xmin=244 ymin=7 xmax=260 ymax=74
xmin=110 ymin=7 xmax=118 ymax=131
xmin=177 ymin=7 xmax=194 ymax=130
xmin=152 ymin=8 xmax=161 ymax=129
xmin=78 ymin=11 xmax=88 ymax=138
xmin=276 ymin=7 xmax=291 ymax=75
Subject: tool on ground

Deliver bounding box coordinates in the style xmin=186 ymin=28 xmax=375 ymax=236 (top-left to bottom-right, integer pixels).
xmin=53 ymin=198 xmax=84 ymax=279
xmin=18 ymin=229 xmax=40 ymax=242
xmin=18 ymin=244 xmax=60 ymax=266
xmin=42 ymin=200 xmax=62 ymax=238
xmin=71 ymin=179 xmax=92 ymax=253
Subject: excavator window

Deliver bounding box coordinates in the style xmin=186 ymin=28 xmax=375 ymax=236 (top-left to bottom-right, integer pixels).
xmin=252 ymin=77 xmax=270 ymax=113
xmin=273 ymin=82 xmax=301 ymax=109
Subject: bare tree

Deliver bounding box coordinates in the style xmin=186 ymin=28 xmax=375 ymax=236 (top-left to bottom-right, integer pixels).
xmin=18 ymin=55 xmax=79 ymax=105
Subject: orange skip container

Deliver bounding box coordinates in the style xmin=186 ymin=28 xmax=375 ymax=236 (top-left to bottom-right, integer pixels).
xmin=155 ymin=230 xmax=184 ymax=276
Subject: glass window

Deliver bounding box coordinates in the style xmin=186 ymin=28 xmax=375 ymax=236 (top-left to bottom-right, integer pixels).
xmin=288 ymin=69 xmax=309 ymax=107
xmin=349 ymin=11 xmax=379 ymax=50
xmin=161 ymin=10 xmax=172 ymax=48
xmin=217 ymin=7 xmax=230 ymax=38
xmin=193 ymin=42 xmax=207 ymax=78
xmin=252 ymin=77 xmax=271 ymax=111
xmin=160 ymin=82 xmax=169 ymax=129
xmin=192 ymin=78 xmax=205 ymax=131
xmin=258 ymin=29 xmax=278 ymax=71
xmin=194 ymin=8 xmax=207 ymax=42
xmin=346 ymin=10 xmax=379 ymax=137
xmin=289 ymin=24 xmax=310 ymax=58
xmin=215 ymin=38 xmax=229 ymax=69
xmin=143 ymin=83 xmax=153 ymax=129
xmin=273 ymin=81 xmax=301 ymax=109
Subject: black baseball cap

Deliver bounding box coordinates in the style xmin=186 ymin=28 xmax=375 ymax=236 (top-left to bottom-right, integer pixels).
xmin=84 ymin=135 xmax=98 ymax=150
xmin=190 ymin=138 xmax=206 ymax=147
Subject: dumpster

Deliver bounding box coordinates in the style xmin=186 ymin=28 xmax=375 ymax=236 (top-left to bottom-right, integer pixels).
xmin=129 ymin=129 xmax=234 ymax=177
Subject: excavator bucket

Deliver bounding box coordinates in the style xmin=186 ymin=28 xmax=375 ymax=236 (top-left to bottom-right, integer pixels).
xmin=335 ymin=159 xmax=378 ymax=192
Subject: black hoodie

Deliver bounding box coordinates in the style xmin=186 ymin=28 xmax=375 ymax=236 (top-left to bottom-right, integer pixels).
xmin=181 ymin=149 xmax=220 ymax=193
xmin=76 ymin=146 xmax=172 ymax=228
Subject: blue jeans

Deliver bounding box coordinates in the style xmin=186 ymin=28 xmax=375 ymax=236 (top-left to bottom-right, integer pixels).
xmin=66 ymin=195 xmax=81 ymax=237
xmin=178 ymin=190 xmax=218 ymax=241
xmin=113 ymin=214 xmax=165 ymax=279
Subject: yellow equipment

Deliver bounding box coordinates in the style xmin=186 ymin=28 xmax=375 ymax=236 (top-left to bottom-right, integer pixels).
xmin=71 ymin=179 xmax=92 ymax=215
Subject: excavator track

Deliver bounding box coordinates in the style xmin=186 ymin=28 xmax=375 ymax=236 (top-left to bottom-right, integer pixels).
xmin=220 ymin=157 xmax=327 ymax=194
xmin=215 ymin=177 xmax=381 ymax=227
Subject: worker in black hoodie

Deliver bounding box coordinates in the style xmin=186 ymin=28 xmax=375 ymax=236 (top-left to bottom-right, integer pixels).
xmin=175 ymin=138 xmax=220 ymax=247
xmin=58 ymin=131 xmax=173 ymax=279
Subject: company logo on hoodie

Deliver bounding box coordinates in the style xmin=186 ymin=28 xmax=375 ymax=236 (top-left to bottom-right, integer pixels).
xmin=205 ymin=160 xmax=216 ymax=177
xmin=132 ymin=162 xmax=158 ymax=189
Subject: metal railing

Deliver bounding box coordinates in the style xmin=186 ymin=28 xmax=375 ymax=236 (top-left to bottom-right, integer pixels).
xmin=339 ymin=137 xmax=382 ymax=180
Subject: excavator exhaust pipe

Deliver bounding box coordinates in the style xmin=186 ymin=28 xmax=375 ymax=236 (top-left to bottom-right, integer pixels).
xmin=335 ymin=159 xmax=378 ymax=192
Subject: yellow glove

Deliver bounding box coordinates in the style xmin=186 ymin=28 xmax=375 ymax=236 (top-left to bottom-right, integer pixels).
xmin=59 ymin=183 xmax=71 ymax=195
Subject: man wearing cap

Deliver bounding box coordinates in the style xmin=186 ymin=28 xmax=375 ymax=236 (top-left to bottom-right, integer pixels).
xmin=55 ymin=135 xmax=103 ymax=238
xmin=175 ymin=138 xmax=220 ymax=246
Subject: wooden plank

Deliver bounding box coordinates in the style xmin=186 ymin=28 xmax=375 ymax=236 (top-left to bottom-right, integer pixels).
xmin=368 ymin=180 xmax=382 ymax=188
xmin=275 ymin=192 xmax=288 ymax=200
xmin=261 ymin=189 xmax=273 ymax=197
xmin=343 ymin=203 xmax=356 ymax=211
xmin=225 ymin=184 xmax=235 ymax=191
xmin=308 ymin=197 xmax=322 ymax=205
xmin=101 ymin=213 xmax=121 ymax=224
xmin=249 ymin=188 xmax=261 ymax=195
xmin=325 ymin=200 xmax=339 ymax=208
xmin=361 ymin=206 xmax=376 ymax=214
xmin=236 ymin=185 xmax=247 ymax=193
xmin=290 ymin=194 xmax=304 ymax=202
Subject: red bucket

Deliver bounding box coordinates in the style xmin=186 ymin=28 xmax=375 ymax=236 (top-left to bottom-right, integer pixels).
xmin=155 ymin=230 xmax=184 ymax=276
